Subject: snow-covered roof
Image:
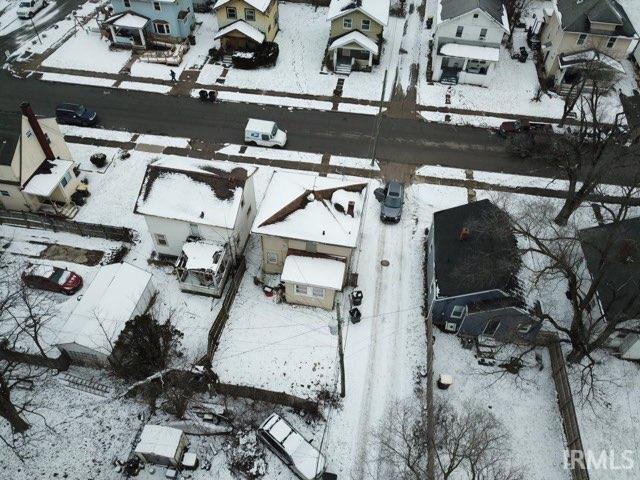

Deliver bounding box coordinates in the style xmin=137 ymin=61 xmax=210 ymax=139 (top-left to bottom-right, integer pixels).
xmin=439 ymin=42 xmax=500 ymax=62
xmin=281 ymin=255 xmax=346 ymax=290
xmin=213 ymin=0 xmax=272 ymax=13
xmin=214 ymin=20 xmax=266 ymax=44
xmin=134 ymin=157 xmax=255 ymax=229
xmin=327 ymin=0 xmax=389 ymax=27
xmin=135 ymin=425 xmax=184 ymax=461
xmin=55 ymin=263 xmax=153 ymax=354
xmin=252 ymin=171 xmax=367 ymax=248
xmin=105 ymin=12 xmax=149 ymax=29
xmin=558 ymin=49 xmax=625 ymax=73
xmin=22 ymin=159 xmax=74 ymax=197
xmin=180 ymin=241 xmax=225 ymax=271
xmin=328 ymin=31 xmax=378 ymax=54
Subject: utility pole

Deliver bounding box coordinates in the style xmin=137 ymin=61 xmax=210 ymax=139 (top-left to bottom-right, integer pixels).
xmin=30 ymin=17 xmax=42 ymax=45
xmin=337 ymin=301 xmax=345 ymax=398
xmin=370 ymin=69 xmax=388 ymax=167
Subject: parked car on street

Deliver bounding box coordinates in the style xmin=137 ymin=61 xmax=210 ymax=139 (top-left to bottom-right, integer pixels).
xmin=17 ymin=0 xmax=46 ymax=19
xmin=257 ymin=413 xmax=326 ymax=480
xmin=22 ymin=264 xmax=83 ymax=295
xmin=244 ymin=119 xmax=287 ymax=148
xmin=375 ymin=181 xmax=404 ymax=223
xmin=498 ymin=119 xmax=552 ymax=137
xmin=55 ymin=103 xmax=98 ymax=127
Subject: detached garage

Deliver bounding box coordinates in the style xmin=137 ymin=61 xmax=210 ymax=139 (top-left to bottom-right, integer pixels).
xmin=134 ymin=425 xmax=188 ymax=467
xmin=55 ymin=262 xmax=155 ymax=367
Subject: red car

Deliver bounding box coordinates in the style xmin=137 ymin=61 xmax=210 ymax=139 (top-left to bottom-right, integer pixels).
xmin=22 ymin=264 xmax=83 ymax=295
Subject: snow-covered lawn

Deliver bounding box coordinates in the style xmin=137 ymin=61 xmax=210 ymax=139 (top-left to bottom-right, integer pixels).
xmin=199 ymin=2 xmax=403 ymax=102
xmin=42 ymin=28 xmax=131 ymax=73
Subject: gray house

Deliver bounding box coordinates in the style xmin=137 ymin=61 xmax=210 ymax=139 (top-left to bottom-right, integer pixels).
xmin=105 ymin=0 xmax=196 ymax=48
xmin=579 ymin=217 xmax=640 ymax=360
xmin=426 ymin=200 xmax=540 ymax=343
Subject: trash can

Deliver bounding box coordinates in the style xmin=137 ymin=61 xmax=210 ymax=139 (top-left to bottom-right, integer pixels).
xmin=208 ymin=90 xmax=217 ymax=102
xmin=437 ymin=374 xmax=453 ymax=390
xmin=198 ymin=89 xmax=208 ymax=101
xmin=189 ymin=35 xmax=196 ymax=46
xmin=350 ymin=290 xmax=363 ymax=306
xmin=349 ymin=307 xmax=362 ymax=324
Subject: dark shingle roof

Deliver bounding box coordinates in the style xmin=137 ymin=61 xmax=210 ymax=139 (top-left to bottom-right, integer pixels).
xmin=440 ymin=0 xmax=505 ymax=26
xmin=557 ymin=0 xmax=637 ymax=37
xmin=579 ymin=217 xmax=640 ymax=321
xmin=432 ymin=199 xmax=521 ymax=297
xmin=0 ymin=110 xmax=21 ymax=167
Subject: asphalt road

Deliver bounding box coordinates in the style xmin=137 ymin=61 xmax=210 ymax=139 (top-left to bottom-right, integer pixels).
xmin=0 ymin=0 xmax=86 ymax=53
xmin=0 ymin=70 xmax=560 ymax=177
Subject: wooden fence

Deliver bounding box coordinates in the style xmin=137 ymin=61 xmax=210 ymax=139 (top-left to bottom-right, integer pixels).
xmin=0 ymin=210 xmax=134 ymax=243
xmin=213 ymin=382 xmax=319 ymax=414
xmin=203 ymin=256 xmax=247 ymax=362
xmin=544 ymin=334 xmax=591 ymax=480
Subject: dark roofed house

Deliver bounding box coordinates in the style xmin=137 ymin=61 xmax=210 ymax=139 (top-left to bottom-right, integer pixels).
xmin=439 ymin=0 xmax=505 ymax=25
xmin=540 ymin=0 xmax=638 ymax=87
xmin=426 ymin=200 xmax=540 ymax=343
xmin=578 ymin=217 xmax=640 ymax=360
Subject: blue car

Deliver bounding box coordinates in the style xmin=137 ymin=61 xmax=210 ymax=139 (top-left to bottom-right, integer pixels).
xmin=55 ymin=103 xmax=98 ymax=127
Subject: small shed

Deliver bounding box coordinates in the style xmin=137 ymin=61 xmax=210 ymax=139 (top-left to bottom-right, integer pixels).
xmin=281 ymin=255 xmax=346 ymax=310
xmin=134 ymin=425 xmax=188 ymax=467
xmin=55 ymin=262 xmax=155 ymax=367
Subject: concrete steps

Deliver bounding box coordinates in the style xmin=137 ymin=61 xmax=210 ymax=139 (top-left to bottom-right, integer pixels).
xmin=335 ymin=63 xmax=352 ymax=76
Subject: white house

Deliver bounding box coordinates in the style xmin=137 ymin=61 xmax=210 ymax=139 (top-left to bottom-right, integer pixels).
xmin=55 ymin=262 xmax=155 ymax=367
xmin=134 ymin=157 xmax=256 ymax=296
xmin=252 ymin=171 xmax=367 ymax=310
xmin=134 ymin=425 xmax=189 ymax=467
xmin=432 ymin=0 xmax=509 ymax=86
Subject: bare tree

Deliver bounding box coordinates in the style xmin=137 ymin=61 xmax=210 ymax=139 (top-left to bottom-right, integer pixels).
xmin=491 ymin=188 xmax=640 ymax=368
xmin=504 ymin=0 xmax=533 ymax=41
xmin=375 ymin=396 xmax=524 ymax=480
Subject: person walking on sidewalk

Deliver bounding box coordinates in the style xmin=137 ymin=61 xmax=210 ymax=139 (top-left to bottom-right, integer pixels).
xmin=170 ymin=69 xmax=177 ymax=82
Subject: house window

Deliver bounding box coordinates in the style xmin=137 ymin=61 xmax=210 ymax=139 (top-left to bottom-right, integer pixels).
xmin=153 ymin=1 xmax=161 ymax=11
xmin=517 ymin=323 xmax=533 ymax=334
xmin=311 ymin=286 xmax=325 ymax=299
xmin=155 ymin=233 xmax=168 ymax=246
xmin=577 ymin=33 xmax=587 ymax=45
xmin=606 ymin=36 xmax=616 ymax=48
xmin=473 ymin=13 xmax=479 ymax=19
xmin=153 ymin=20 xmax=170 ymax=35
xmin=295 ymin=284 xmax=308 ymax=295
xmin=0 ymin=190 xmax=10 ymax=197
xmin=450 ymin=305 xmax=466 ymax=319
xmin=483 ymin=319 xmax=501 ymax=337
xmin=124 ymin=0 xmax=130 ymax=7
xmin=60 ymin=172 xmax=71 ymax=188
xmin=266 ymin=251 xmax=278 ymax=264
xmin=343 ymin=18 xmax=352 ymax=29
xmin=479 ymin=28 xmax=487 ymax=41
xmin=188 ymin=223 xmax=199 ymax=237
xmin=466 ymin=59 xmax=489 ymax=75
xmin=245 ymin=8 xmax=255 ymax=21
xmin=455 ymin=26 xmax=463 ymax=38
xmin=226 ymin=7 xmax=237 ymax=19
xmin=306 ymin=241 xmax=317 ymax=253
xmin=361 ymin=19 xmax=370 ymax=31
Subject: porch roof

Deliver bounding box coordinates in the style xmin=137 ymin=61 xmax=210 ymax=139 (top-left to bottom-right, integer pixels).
xmin=281 ymin=255 xmax=345 ymax=290
xmin=214 ymin=20 xmax=265 ymax=44
xmin=558 ymin=49 xmax=625 ymax=74
xmin=22 ymin=159 xmax=73 ymax=197
xmin=180 ymin=241 xmax=225 ymax=272
xmin=440 ymin=43 xmax=500 ymax=62
xmin=329 ymin=31 xmax=378 ymax=54
xmin=105 ymin=12 xmax=149 ymax=29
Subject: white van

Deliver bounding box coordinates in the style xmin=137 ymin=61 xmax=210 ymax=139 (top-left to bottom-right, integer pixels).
xmin=17 ymin=0 xmax=45 ymax=19
xmin=244 ymin=119 xmax=287 ymax=148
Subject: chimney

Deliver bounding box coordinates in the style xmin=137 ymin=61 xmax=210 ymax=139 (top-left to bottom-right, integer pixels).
xmin=20 ymin=102 xmax=55 ymax=161
xmin=459 ymin=227 xmax=470 ymax=241
xmin=347 ymin=201 xmax=355 ymax=217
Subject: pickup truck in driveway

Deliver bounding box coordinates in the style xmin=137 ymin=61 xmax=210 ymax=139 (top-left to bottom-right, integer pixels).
xmin=498 ymin=119 xmax=552 ymax=137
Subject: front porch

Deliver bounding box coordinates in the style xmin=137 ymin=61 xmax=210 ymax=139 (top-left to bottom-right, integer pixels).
xmin=435 ymin=43 xmax=500 ymax=87
xmin=328 ymin=31 xmax=379 ymax=75
xmin=21 ymin=160 xmax=82 ymax=219
xmin=104 ymin=12 xmax=150 ymax=50
xmin=555 ymin=49 xmax=625 ymax=96
xmin=175 ymin=240 xmax=233 ymax=297
xmin=214 ymin=20 xmax=266 ymax=57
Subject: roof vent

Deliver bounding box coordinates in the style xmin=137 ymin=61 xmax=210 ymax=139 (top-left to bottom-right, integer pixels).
xmin=307 ymin=193 xmax=315 ymax=202
xmin=200 ymin=211 xmax=205 ymax=219
xmin=459 ymin=227 xmax=470 ymax=241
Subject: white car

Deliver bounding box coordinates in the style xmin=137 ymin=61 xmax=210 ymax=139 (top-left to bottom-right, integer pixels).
xmin=244 ymin=118 xmax=287 ymax=148
xmin=257 ymin=413 xmax=326 ymax=480
xmin=17 ymin=0 xmax=45 ymax=19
